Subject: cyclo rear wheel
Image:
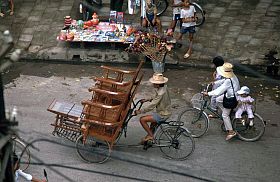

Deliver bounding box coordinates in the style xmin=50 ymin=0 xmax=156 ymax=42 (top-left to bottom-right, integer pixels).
xmin=156 ymin=126 xmax=195 ymax=160
xmin=76 ymin=135 xmax=111 ymax=163
xmin=232 ymin=113 xmax=265 ymax=142
xmin=178 ymin=108 xmax=209 ymax=138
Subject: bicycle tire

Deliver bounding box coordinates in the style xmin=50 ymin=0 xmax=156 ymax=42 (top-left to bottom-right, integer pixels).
xmin=157 ymin=126 xmax=195 ymax=160
xmin=232 ymin=113 xmax=265 ymax=142
xmin=93 ymin=0 xmax=102 ymax=6
xmin=76 ymin=135 xmax=111 ymax=163
xmin=154 ymin=0 xmax=168 ymax=16
xmin=191 ymin=2 xmax=205 ymax=27
xmin=12 ymin=138 xmax=31 ymax=171
xmin=178 ymin=108 xmax=209 ymax=138
xmin=80 ymin=0 xmax=96 ymax=21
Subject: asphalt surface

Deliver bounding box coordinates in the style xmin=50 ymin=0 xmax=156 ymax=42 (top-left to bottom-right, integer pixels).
xmin=0 ymin=0 xmax=280 ymax=65
xmin=2 ymin=62 xmax=280 ymax=182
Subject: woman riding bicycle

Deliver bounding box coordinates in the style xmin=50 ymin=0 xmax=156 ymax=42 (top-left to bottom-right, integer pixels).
xmin=203 ymin=62 xmax=240 ymax=141
xmin=135 ymin=73 xmax=171 ymax=143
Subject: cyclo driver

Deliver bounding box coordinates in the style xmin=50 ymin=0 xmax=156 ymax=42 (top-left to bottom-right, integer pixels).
xmin=135 ymin=73 xmax=171 ymax=144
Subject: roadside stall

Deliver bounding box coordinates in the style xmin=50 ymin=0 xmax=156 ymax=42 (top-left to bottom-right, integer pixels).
xmin=57 ymin=12 xmax=176 ymax=71
xmin=57 ymin=13 xmax=136 ymax=45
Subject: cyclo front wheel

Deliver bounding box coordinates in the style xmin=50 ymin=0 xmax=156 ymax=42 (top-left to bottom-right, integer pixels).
xmin=157 ymin=126 xmax=195 ymax=160
xmin=11 ymin=138 xmax=31 ymax=171
xmin=232 ymin=113 xmax=265 ymax=142
xmin=178 ymin=108 xmax=209 ymax=138
xmin=76 ymin=135 xmax=111 ymax=163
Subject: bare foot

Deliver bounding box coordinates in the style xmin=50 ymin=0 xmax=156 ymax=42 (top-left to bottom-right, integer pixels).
xmin=10 ymin=11 xmax=14 ymax=16
xmin=0 ymin=13 xmax=5 ymax=17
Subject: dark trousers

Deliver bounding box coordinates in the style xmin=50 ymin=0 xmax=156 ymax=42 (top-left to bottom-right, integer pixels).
xmin=110 ymin=0 xmax=124 ymax=12
xmin=1 ymin=0 xmax=9 ymax=13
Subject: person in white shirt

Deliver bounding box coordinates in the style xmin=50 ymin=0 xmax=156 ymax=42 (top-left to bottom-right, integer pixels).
xmin=13 ymin=153 xmax=46 ymax=182
xmin=168 ymin=0 xmax=183 ymax=33
xmin=235 ymin=86 xmax=255 ymax=126
xmin=140 ymin=0 xmax=147 ymax=26
xmin=203 ymin=62 xmax=240 ymax=141
xmin=177 ymin=0 xmax=196 ymax=59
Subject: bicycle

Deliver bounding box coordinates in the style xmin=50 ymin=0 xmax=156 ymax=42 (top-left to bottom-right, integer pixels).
xmin=11 ymin=135 xmax=31 ymax=171
xmin=191 ymin=1 xmax=206 ymax=27
xmin=178 ymin=83 xmax=266 ymax=142
xmin=75 ymin=99 xmax=195 ymax=163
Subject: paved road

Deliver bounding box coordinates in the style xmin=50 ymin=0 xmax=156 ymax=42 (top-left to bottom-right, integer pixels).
xmin=3 ymin=62 xmax=280 ymax=181
xmin=0 ymin=0 xmax=280 ymax=65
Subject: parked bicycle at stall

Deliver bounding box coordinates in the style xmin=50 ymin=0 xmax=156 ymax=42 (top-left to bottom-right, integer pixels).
xmin=178 ymin=83 xmax=266 ymax=142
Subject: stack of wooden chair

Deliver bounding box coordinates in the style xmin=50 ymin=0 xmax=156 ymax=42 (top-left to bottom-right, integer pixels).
xmin=79 ymin=61 xmax=144 ymax=148
xmin=48 ymin=61 xmax=144 ymax=147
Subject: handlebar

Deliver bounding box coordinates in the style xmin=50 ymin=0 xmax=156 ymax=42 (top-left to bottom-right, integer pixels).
xmin=129 ymin=99 xmax=146 ymax=118
xmin=204 ymin=83 xmax=212 ymax=92
xmin=200 ymin=83 xmax=212 ymax=95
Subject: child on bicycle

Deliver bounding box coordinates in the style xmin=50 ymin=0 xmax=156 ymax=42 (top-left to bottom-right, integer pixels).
xmin=235 ymin=86 xmax=255 ymax=126
xmin=13 ymin=153 xmax=46 ymax=182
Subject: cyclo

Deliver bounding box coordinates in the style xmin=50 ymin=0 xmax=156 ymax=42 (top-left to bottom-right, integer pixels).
xmin=47 ymin=61 xmax=195 ymax=163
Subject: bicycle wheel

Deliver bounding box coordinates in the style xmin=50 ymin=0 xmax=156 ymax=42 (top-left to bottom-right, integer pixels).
xmin=157 ymin=126 xmax=195 ymax=160
xmin=178 ymin=108 xmax=209 ymax=138
xmin=232 ymin=113 xmax=265 ymax=142
xmin=76 ymin=135 xmax=111 ymax=163
xmin=191 ymin=93 xmax=204 ymax=108
xmin=154 ymin=0 xmax=168 ymax=16
xmin=92 ymin=0 xmax=102 ymax=6
xmin=191 ymin=2 xmax=205 ymax=27
xmin=12 ymin=138 xmax=30 ymax=171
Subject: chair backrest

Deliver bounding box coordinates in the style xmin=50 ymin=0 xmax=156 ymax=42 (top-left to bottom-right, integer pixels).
xmin=82 ymin=100 xmax=123 ymax=124
xmin=120 ymin=72 xmax=144 ymax=122
xmin=90 ymin=61 xmax=144 ymax=105
xmin=83 ymin=61 xmax=144 ymax=125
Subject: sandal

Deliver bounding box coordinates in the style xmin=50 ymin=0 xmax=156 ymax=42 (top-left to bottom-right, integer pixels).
xmin=140 ymin=135 xmax=154 ymax=145
xmin=184 ymin=53 xmax=190 ymax=59
xmin=225 ymin=131 xmax=237 ymax=141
